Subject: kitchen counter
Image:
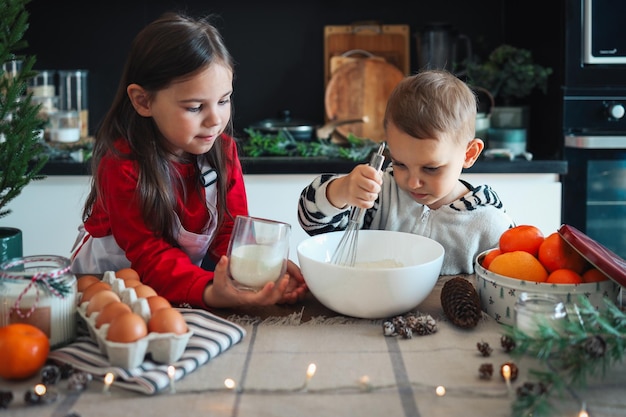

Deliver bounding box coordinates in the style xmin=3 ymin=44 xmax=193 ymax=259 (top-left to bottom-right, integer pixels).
xmin=0 ymin=276 xmax=622 ymax=417
xmin=40 ymin=157 xmax=568 ymax=176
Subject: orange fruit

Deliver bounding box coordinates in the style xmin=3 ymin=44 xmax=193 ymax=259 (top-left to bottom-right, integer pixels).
xmin=481 ymin=248 xmax=502 ymax=269
xmin=546 ymin=268 xmax=583 ymax=284
xmin=582 ymin=268 xmax=609 ymax=283
xmin=488 ymin=251 xmax=549 ymax=282
xmin=499 ymin=225 xmax=545 ymax=257
xmin=0 ymin=323 xmax=50 ymax=380
xmin=538 ymin=232 xmax=587 ymax=274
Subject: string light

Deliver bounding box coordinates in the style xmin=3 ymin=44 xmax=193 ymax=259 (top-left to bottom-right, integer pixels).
xmin=435 ymin=386 xmax=446 ymax=397
xmin=103 ymin=373 xmax=114 ymax=394
xmin=578 ymin=402 xmax=589 ymax=417
xmin=167 ymin=366 xmax=176 ymax=394
xmin=358 ymin=375 xmax=371 ymax=392
xmin=501 ymin=364 xmax=512 ymax=394
xmin=302 ymin=363 xmax=317 ymax=391
xmin=34 ymin=384 xmax=46 ymax=396
xmin=224 ymin=378 xmax=238 ymax=392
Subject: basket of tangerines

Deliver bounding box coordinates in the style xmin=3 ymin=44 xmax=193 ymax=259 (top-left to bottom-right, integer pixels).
xmin=474 ymin=224 xmax=624 ymax=326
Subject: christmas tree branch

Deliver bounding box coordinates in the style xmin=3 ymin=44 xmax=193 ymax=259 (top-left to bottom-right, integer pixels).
xmin=506 ymin=296 xmax=626 ymax=417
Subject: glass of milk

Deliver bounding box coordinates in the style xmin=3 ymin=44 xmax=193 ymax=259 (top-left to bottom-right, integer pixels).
xmin=227 ymin=216 xmax=291 ymax=291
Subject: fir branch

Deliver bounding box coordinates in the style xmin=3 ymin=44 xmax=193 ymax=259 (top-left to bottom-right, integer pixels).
xmin=241 ymin=128 xmax=379 ymax=162
xmin=0 ymin=0 xmax=48 ymax=219
xmin=506 ymin=295 xmax=626 ymax=417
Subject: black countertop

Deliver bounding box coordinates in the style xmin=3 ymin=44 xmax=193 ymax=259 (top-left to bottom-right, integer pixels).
xmin=40 ymin=157 xmax=568 ymax=176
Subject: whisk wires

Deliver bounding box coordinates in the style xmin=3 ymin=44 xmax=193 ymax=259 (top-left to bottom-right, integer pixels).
xmin=330 ymin=142 xmax=386 ymax=267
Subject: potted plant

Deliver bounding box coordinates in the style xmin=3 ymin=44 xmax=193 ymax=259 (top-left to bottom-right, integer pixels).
xmin=0 ymin=0 xmax=48 ymax=262
xmin=465 ymin=44 xmax=553 ymax=155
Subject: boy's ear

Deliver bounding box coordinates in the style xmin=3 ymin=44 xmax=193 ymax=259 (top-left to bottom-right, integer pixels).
xmin=463 ymin=138 xmax=484 ymax=168
xmin=127 ymin=84 xmax=152 ymax=117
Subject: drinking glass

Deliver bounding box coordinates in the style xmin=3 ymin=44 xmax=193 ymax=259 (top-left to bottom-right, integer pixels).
xmin=227 ymin=216 xmax=291 ymax=291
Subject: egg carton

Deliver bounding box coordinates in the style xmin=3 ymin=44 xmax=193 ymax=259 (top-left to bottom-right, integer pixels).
xmin=77 ymin=271 xmax=193 ymax=369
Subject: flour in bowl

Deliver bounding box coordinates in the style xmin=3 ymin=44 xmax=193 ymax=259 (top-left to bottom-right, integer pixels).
xmin=354 ymin=259 xmax=404 ymax=269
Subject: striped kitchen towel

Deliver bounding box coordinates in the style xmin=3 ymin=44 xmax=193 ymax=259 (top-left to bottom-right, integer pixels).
xmin=48 ymin=309 xmax=246 ymax=395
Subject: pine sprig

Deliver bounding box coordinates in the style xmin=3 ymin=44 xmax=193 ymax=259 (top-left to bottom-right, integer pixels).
xmin=506 ymin=296 xmax=626 ymax=417
xmin=0 ymin=0 xmax=48 ymax=220
xmin=241 ymin=128 xmax=379 ymax=162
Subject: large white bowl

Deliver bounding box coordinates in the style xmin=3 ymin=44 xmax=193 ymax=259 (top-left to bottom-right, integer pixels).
xmin=297 ymin=230 xmax=445 ymax=319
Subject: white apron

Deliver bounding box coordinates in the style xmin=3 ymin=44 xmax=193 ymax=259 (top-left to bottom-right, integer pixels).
xmin=71 ymin=163 xmax=219 ymax=274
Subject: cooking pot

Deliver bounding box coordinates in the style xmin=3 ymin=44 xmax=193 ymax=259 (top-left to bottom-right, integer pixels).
xmin=415 ymin=22 xmax=472 ymax=76
xmin=249 ymin=110 xmax=366 ymax=141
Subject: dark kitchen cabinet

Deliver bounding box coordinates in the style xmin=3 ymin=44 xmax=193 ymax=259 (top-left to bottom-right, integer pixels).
xmin=23 ymin=0 xmax=563 ymax=159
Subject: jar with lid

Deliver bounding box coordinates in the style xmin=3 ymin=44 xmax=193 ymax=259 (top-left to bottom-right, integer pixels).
xmin=514 ymin=292 xmax=567 ymax=338
xmin=58 ymin=70 xmax=88 ymax=138
xmin=0 ymin=256 xmax=77 ymax=348
xmin=28 ymin=70 xmax=57 ymax=97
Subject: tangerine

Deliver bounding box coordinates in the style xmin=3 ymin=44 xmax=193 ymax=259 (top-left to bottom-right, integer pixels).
xmin=537 ymin=232 xmax=587 ymax=274
xmin=499 ymin=225 xmax=545 ymax=257
xmin=481 ymin=248 xmax=502 ymax=269
xmin=488 ymin=251 xmax=549 ymax=282
xmin=546 ymin=268 xmax=583 ymax=284
xmin=582 ymin=268 xmax=609 ymax=283
xmin=0 ymin=323 xmax=50 ymax=380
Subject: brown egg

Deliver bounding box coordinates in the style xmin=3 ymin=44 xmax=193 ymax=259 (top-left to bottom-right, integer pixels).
xmin=115 ymin=267 xmax=140 ymax=282
xmin=106 ymin=312 xmax=148 ymax=343
xmin=146 ymin=295 xmax=171 ymax=314
xmin=122 ymin=279 xmax=142 ymax=289
xmin=147 ymin=308 xmax=188 ymax=335
xmin=77 ymin=275 xmax=101 ymax=292
xmin=95 ymin=301 xmax=132 ymax=328
xmin=133 ymin=284 xmax=157 ymax=299
xmin=81 ymin=281 xmax=113 ymax=303
xmin=86 ymin=290 xmax=121 ymax=316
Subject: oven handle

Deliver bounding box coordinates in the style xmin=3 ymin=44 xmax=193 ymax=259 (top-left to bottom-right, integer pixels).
xmin=565 ymin=135 xmax=626 ymax=149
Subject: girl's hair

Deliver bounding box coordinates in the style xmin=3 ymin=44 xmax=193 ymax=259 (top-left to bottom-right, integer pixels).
xmin=83 ymin=12 xmax=235 ymax=245
xmin=384 ymin=69 xmax=476 ymax=143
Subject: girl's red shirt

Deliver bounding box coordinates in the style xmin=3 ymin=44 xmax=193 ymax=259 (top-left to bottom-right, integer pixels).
xmin=83 ymin=135 xmax=248 ymax=308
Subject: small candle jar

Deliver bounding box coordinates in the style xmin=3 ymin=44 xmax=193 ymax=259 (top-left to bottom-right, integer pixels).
xmin=514 ymin=292 xmax=567 ymax=337
xmin=0 ymin=256 xmax=77 ymax=348
xmin=49 ymin=110 xmax=80 ymax=143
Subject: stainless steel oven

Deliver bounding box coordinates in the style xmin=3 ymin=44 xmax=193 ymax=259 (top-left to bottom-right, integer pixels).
xmin=563 ymin=0 xmax=626 ymax=258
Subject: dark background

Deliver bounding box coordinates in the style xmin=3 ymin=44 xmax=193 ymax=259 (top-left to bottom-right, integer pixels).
xmin=23 ymin=0 xmax=564 ymax=159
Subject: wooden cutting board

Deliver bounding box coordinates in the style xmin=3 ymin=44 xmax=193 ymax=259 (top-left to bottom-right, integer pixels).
xmin=325 ymin=58 xmax=404 ymax=142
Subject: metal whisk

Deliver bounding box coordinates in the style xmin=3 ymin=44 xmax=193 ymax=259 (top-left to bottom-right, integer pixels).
xmin=330 ymin=142 xmax=386 ymax=266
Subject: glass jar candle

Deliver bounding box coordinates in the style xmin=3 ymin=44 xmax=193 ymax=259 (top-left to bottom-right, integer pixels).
xmin=0 ymin=256 xmax=77 ymax=348
xmin=514 ymin=292 xmax=567 ymax=337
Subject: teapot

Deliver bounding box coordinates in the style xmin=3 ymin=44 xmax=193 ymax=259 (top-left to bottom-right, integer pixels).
xmin=415 ymin=23 xmax=472 ymax=76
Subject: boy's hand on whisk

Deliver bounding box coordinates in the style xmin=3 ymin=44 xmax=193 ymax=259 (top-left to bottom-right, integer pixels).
xmin=327 ymin=164 xmax=383 ymax=210
xmin=203 ymin=256 xmax=307 ymax=308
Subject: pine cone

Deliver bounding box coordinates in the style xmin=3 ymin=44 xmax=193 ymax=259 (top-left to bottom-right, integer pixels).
xmin=477 ymin=341 xmax=493 ymax=357
xmin=478 ymin=363 xmax=494 ymax=380
xmin=411 ymin=314 xmax=438 ymax=335
xmin=440 ymin=277 xmax=482 ymax=329
xmin=582 ymin=335 xmax=606 ymax=358
xmin=501 ymin=335 xmax=516 ymax=353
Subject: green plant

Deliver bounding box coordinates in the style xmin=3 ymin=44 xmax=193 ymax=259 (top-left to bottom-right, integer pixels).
xmin=0 ymin=0 xmax=48 ymax=219
xmin=241 ymin=128 xmax=380 ymax=162
xmin=465 ymin=44 xmax=553 ymax=106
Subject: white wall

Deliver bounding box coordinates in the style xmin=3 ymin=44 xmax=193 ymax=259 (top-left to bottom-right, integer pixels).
xmin=0 ymin=173 xmax=562 ymax=263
